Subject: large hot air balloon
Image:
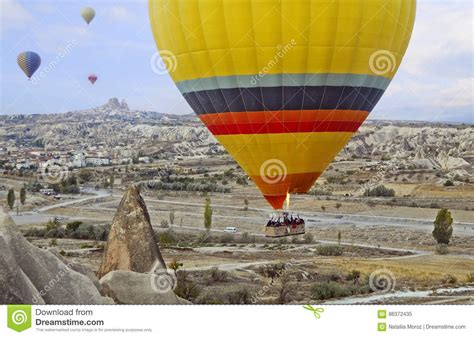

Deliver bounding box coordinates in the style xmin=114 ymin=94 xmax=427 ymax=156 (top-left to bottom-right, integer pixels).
xmin=149 ymin=0 xmax=416 ymax=210
xmin=81 ymin=7 xmax=95 ymax=25
xmin=17 ymin=51 xmax=41 ymax=79
xmin=88 ymin=74 xmax=98 ymax=85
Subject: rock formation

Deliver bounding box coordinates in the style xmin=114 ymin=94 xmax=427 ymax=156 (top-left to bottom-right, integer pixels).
xmin=100 ymin=270 xmax=188 ymax=304
xmin=120 ymin=99 xmax=129 ymax=111
xmin=0 ymin=208 xmax=108 ymax=304
xmin=97 ymin=185 xmax=166 ymax=278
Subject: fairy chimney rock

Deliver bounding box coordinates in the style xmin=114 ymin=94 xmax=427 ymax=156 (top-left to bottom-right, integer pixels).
xmin=98 ymin=186 xmax=165 ymax=278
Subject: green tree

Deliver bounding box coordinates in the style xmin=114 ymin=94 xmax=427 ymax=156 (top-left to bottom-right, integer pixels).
xmin=20 ymin=187 xmax=26 ymax=205
xmin=204 ymin=197 xmax=213 ymax=231
xmin=432 ymin=209 xmax=453 ymax=245
xmin=109 ymin=175 xmax=115 ymax=189
xmin=7 ymin=188 xmax=15 ymax=210
xmin=337 ymin=231 xmax=342 ymax=245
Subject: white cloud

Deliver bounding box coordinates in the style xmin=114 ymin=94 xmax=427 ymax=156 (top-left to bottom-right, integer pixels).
xmin=402 ymin=0 xmax=473 ymax=76
xmin=433 ymin=78 xmax=474 ymax=108
xmin=0 ymin=0 xmax=33 ymax=33
xmin=105 ymin=6 xmax=135 ymax=22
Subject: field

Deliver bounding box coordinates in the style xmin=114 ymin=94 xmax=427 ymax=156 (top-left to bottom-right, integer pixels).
xmin=1 ymin=153 xmax=473 ymax=304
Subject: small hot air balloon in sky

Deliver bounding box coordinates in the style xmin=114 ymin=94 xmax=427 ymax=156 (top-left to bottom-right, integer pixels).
xmin=81 ymin=7 xmax=95 ymax=25
xmin=88 ymin=74 xmax=98 ymax=85
xmin=17 ymin=51 xmax=41 ymax=79
xmin=149 ymin=0 xmax=416 ymax=210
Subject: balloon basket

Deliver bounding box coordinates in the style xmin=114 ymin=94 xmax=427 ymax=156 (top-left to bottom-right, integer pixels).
xmin=264 ymin=212 xmax=305 ymax=238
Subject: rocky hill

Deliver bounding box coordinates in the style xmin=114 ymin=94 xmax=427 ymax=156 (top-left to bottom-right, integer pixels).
xmin=0 ymin=98 xmax=472 ymax=177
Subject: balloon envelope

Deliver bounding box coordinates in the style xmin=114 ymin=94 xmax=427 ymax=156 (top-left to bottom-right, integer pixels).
xmin=149 ymin=0 xmax=416 ymax=209
xmin=81 ymin=7 xmax=95 ymax=24
xmin=17 ymin=51 xmax=41 ymax=79
xmin=88 ymin=74 xmax=98 ymax=85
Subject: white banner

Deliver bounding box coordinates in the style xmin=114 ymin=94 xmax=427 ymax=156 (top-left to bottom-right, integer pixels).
xmin=0 ymin=305 xmax=472 ymax=337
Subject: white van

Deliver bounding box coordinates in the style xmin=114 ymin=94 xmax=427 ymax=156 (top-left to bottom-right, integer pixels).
xmin=224 ymin=227 xmax=238 ymax=233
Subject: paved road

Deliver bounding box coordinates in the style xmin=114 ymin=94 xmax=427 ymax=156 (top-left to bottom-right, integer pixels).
xmin=9 ymin=189 xmax=111 ymax=225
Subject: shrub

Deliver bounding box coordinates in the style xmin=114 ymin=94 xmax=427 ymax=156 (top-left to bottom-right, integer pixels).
xmin=226 ymin=288 xmax=252 ymax=304
xmin=45 ymin=219 xmax=61 ymax=232
xmin=208 ymin=267 xmax=228 ymax=283
xmin=169 ymin=258 xmax=183 ymax=272
xmin=443 ymin=180 xmax=454 ymax=187
xmin=311 ymin=282 xmax=350 ymax=300
xmin=45 ymin=227 xmax=65 ymax=238
xmin=196 ymin=231 xmax=211 ymax=244
xmin=276 ymin=275 xmax=293 ymax=304
xmin=442 ymin=274 xmax=457 ymax=284
xmin=435 ymin=243 xmax=449 ymax=255
xmin=364 ymin=185 xmax=395 ymax=197
xmin=159 ymin=229 xmax=177 ymax=246
xmin=346 ymin=270 xmax=361 ymax=282
xmin=316 ymin=244 xmax=343 ymax=256
xmin=73 ymin=224 xmax=96 ymax=240
xmin=258 ymin=263 xmax=286 ymax=280
xmin=66 ymin=221 xmax=82 ymax=234
xmin=335 ymin=203 xmax=342 ymax=209
xmin=174 ymin=271 xmax=201 ymax=302
xmin=49 ymin=239 xmax=57 ymax=247
xmin=23 ymin=227 xmax=47 ymax=237
xmin=160 ymin=220 xmax=169 ymax=228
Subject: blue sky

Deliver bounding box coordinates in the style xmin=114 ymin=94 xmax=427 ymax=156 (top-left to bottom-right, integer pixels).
xmin=0 ymin=0 xmax=472 ymax=123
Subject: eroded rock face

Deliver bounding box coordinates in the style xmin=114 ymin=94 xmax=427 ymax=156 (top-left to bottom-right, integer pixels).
xmin=97 ymin=186 xmax=166 ymax=278
xmin=0 ymin=209 xmax=107 ymax=304
xmin=99 ymin=270 xmax=188 ymax=304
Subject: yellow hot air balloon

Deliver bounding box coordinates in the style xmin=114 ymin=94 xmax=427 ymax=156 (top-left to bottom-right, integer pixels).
xmin=149 ymin=0 xmax=416 ymax=210
xmin=81 ymin=7 xmax=95 ymax=25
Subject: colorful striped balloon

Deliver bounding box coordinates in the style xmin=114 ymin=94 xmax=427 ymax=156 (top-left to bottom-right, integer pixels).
xmin=17 ymin=51 xmax=41 ymax=79
xmin=149 ymin=0 xmax=416 ymax=209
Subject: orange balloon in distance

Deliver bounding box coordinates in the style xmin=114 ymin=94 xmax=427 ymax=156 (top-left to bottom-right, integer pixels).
xmin=149 ymin=0 xmax=416 ymax=209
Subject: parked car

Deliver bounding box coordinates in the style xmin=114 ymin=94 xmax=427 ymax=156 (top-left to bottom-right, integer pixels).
xmin=224 ymin=227 xmax=238 ymax=233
